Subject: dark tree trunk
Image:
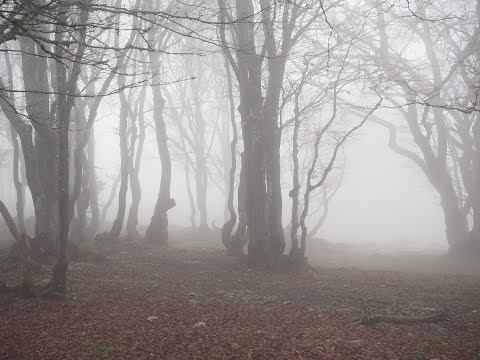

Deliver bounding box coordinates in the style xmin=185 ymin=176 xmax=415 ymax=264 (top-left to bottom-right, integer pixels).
xmin=20 ymin=37 xmax=58 ymax=253
xmin=144 ymin=48 xmax=175 ymax=244
xmin=194 ymin=164 xmax=209 ymax=233
xmin=164 ymin=90 xmax=196 ymax=232
xmin=52 ymin=7 xmax=88 ymax=291
xmin=465 ymin=114 xmax=480 ymax=251
xmin=230 ymin=153 xmax=248 ymax=254
xmin=0 ymin=199 xmax=20 ymax=241
xmin=441 ymin=187 xmax=470 ymax=255
xmin=126 ymin=84 xmax=146 ymax=240
xmin=305 ymin=186 xmax=330 ymax=240
xmin=232 ymin=0 xmax=269 ymax=264
xmin=221 ymin=53 xmax=239 ymax=254
xmin=218 ymin=0 xmax=311 ymax=265
xmin=70 ymin=102 xmax=90 ymax=243
xmin=86 ymin=131 xmax=99 ymax=240
xmin=109 ymin=72 xmax=130 ymax=238
xmin=100 ymin=175 xmax=121 ymax=228
xmin=289 ymin=96 xmax=301 ymax=257
xmin=4 ymin=52 xmax=25 ymax=235
xmin=107 ymin=6 xmax=140 ymax=239
xmin=72 ymin=163 xmax=90 ymax=243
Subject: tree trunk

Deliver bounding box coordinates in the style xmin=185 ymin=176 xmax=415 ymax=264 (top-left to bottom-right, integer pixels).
xmin=194 ymin=164 xmax=209 ymax=233
xmin=51 ymin=7 xmax=88 ymax=291
xmin=86 ymin=129 xmax=99 ymax=240
xmin=109 ymin=72 xmax=130 ymax=238
xmin=230 ymin=153 xmax=248 ymax=254
xmin=289 ymin=102 xmax=301 ymax=257
xmin=305 ymin=186 xmax=330 ymax=240
xmin=225 ymin=0 xmax=268 ymax=264
xmin=441 ymin=187 xmax=470 ymax=255
xmin=70 ymin=102 xmax=90 ymax=243
xmin=467 ymin=115 xmax=480 ymax=249
xmin=0 ymin=199 xmax=20 ymax=241
xmin=126 ymin=84 xmax=146 ymax=240
xmin=73 ymin=164 xmax=90 ymax=243
xmin=144 ymin=48 xmax=175 ymax=244
xmin=221 ymin=53 xmax=239 ymax=254
xmin=184 ymin=151 xmax=197 ymax=232
xmin=191 ymin=70 xmax=209 ymax=233
xmin=5 ymin=51 xmax=25 ymax=235
xmin=20 ymin=37 xmax=58 ymax=254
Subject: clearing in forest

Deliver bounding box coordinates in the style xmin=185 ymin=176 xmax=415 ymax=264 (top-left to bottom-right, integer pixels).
xmin=1 ymin=238 xmax=480 ymax=360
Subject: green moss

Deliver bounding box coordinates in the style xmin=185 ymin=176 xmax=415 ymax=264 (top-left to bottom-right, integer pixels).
xmin=78 ymin=247 xmax=106 ymax=263
xmin=76 ymin=339 xmax=118 ymax=359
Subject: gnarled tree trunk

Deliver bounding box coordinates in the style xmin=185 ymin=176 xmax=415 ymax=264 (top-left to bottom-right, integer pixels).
xmin=144 ymin=40 xmax=175 ymax=244
xmin=126 ymin=83 xmax=147 ymax=240
xmin=109 ymin=72 xmax=130 ymax=238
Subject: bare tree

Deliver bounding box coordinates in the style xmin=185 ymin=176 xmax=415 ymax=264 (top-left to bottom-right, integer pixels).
xmin=144 ymin=1 xmax=176 ymax=244
xmin=218 ymin=0 xmax=322 ymax=265
xmin=352 ymin=0 xmax=480 ymax=255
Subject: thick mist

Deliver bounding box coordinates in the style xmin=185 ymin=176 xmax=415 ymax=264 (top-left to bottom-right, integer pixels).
xmin=89 ymin=112 xmax=447 ymax=252
xmin=1 ymin=1 xmax=480 ymax=359
xmin=0 ymin=0 xmax=478 ymax=289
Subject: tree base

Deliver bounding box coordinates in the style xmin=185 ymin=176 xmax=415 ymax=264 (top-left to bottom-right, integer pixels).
xmin=449 ymin=238 xmax=480 ymax=259
xmin=49 ymin=258 xmax=69 ymax=293
xmin=144 ymin=212 xmax=168 ymax=245
xmin=94 ymin=232 xmax=118 ymax=245
xmin=222 ymin=224 xmax=247 ymax=257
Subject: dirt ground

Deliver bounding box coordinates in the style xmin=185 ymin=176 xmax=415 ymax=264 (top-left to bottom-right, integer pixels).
xmin=1 ymin=236 xmax=480 ymax=360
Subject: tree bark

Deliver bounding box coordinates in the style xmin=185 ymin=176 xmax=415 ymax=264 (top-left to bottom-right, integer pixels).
xmin=126 ymin=84 xmax=147 ymax=240
xmin=219 ymin=0 xmax=316 ymax=264
xmin=4 ymin=51 xmax=25 ymax=235
xmin=289 ymin=94 xmax=301 ymax=256
xmin=100 ymin=174 xmax=121 ymax=228
xmin=52 ymin=7 xmax=89 ymax=291
xmin=230 ymin=153 xmax=248 ymax=253
xmin=0 ymin=199 xmax=20 ymax=241
xmin=144 ymin=45 xmax=175 ymax=244
xmin=70 ymin=102 xmax=90 ymax=243
xmin=108 ymin=2 xmax=140 ymax=239
xmin=184 ymin=152 xmax=197 ymax=232
xmin=86 ymin=129 xmax=99 ymax=240
xmin=109 ymin=72 xmax=130 ymax=238
xmin=20 ymin=37 xmax=58 ymax=253
xmin=221 ymin=52 xmax=239 ymax=253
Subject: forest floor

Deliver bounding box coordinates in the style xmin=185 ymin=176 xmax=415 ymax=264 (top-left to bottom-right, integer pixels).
xmin=1 ymin=234 xmax=480 ymax=359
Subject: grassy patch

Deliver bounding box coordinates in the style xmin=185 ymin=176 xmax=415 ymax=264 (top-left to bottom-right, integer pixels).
xmin=75 ymin=339 xmax=118 ymax=359
xmin=73 ymin=245 xmax=107 ymax=264
xmin=79 ymin=249 xmax=107 ymax=263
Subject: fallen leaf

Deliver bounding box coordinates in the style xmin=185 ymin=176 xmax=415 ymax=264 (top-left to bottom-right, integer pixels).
xmin=192 ymin=322 xmax=206 ymax=329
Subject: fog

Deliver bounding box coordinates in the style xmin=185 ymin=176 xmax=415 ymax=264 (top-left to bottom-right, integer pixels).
xmin=322 ymin=123 xmax=447 ymax=252
xmin=88 ymin=109 xmax=447 ymax=253
xmin=0 ymin=0 xmax=479 ymax=274
xmin=2 ymin=1 xmax=480 ymax=358
xmin=0 ymin=96 xmax=448 ymax=253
